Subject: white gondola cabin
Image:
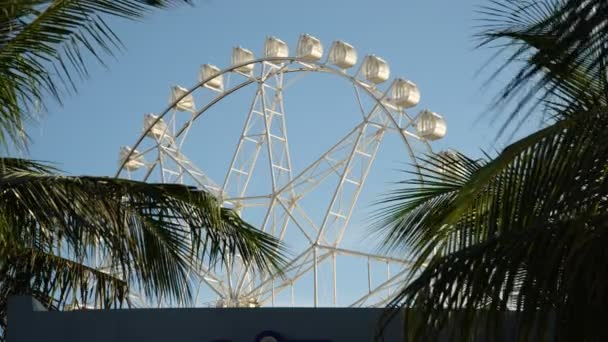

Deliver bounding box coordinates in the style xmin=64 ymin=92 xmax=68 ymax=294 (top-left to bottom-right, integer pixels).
xmin=416 ymin=110 xmax=446 ymax=140
xmin=297 ymin=34 xmax=323 ymax=62
xmin=329 ymin=40 xmax=357 ymax=69
xmin=199 ymin=64 xmax=224 ymax=91
xmin=232 ymin=47 xmax=255 ymax=74
xmin=265 ymin=36 xmax=289 ymax=58
xmin=119 ymin=146 xmax=144 ymax=171
xmin=362 ymin=55 xmax=390 ymax=84
xmin=170 ymin=86 xmax=195 ymax=112
xmin=143 ymin=113 xmax=170 ymax=139
xmin=392 ymin=79 xmax=420 ymax=108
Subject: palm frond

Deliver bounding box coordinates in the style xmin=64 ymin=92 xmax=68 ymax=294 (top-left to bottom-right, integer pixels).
xmin=374 ymin=1 xmax=608 ymax=340
xmin=0 ymin=245 xmax=130 ymax=339
xmin=376 ymin=105 xmax=608 ymax=340
xmin=384 ymin=211 xmax=608 ymax=341
xmin=372 ymin=152 xmax=482 ymax=256
xmin=477 ymin=0 xmax=608 ymax=134
xmin=0 ymin=0 xmax=191 ymax=148
xmin=0 ymin=158 xmax=285 ymax=309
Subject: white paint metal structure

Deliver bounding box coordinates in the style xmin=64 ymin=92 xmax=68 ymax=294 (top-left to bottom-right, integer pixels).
xmin=116 ymin=35 xmax=447 ymax=309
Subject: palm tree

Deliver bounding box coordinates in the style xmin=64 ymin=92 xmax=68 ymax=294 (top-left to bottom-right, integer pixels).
xmin=0 ymin=1 xmax=284 ymax=340
xmin=375 ymin=1 xmax=608 ymax=341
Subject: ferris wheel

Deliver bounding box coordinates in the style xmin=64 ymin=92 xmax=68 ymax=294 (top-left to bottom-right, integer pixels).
xmin=116 ymin=34 xmax=447 ymax=308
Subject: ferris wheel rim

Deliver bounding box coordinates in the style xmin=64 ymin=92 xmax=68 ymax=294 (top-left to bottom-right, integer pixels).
xmin=115 ymin=56 xmax=433 ymax=178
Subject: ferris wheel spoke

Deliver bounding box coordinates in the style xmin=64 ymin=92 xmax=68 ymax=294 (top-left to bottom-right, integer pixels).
xmin=275 ymin=112 xmax=375 ymax=197
xmin=225 ymin=196 xmax=312 ymax=295
xmin=222 ymin=194 xmax=272 ymax=213
xmin=256 ymin=248 xmax=335 ymax=305
xmin=223 ymin=194 xmax=272 ymax=202
xmin=139 ymin=157 xmax=158 ymax=182
xmin=231 ymin=193 xmax=299 ymax=296
xmin=177 ymin=113 xmax=197 ymax=150
xmin=274 ymin=197 xmax=315 ymax=244
xmin=282 ymin=152 xmax=349 ymax=199
xmin=349 ymin=268 xmax=410 ymax=308
xmin=222 ymin=64 xmax=292 ymax=200
xmin=240 ymin=247 xmax=313 ymax=301
xmin=158 ymin=145 xmax=222 ymax=195
xmin=260 ymin=63 xmax=293 ymax=192
xmin=271 ymin=102 xmax=391 ymax=246
xmin=254 ymin=244 xmax=412 ymax=307
xmin=280 ymin=68 xmax=312 ymax=91
xmin=239 ymin=244 xmax=316 ymax=303
xmin=315 ymin=120 xmax=388 ymax=245
xmin=192 ymin=263 xmax=229 ymax=295
xmin=333 ymin=127 xmax=390 ymax=245
xmin=264 ymin=198 xmax=291 ymax=238
xmin=227 ymin=197 xmax=280 ymax=295
xmin=249 ymin=247 xmax=322 ymax=302
xmin=221 ymin=63 xmax=301 ymax=300
xmin=222 ymin=88 xmax=265 ymax=198
xmin=315 ymin=245 xmax=413 ymax=266
xmin=157 ymin=149 xmax=167 ymax=183
xmin=292 ymin=202 xmax=327 ymax=244
xmin=353 ymin=82 xmax=369 ymax=121
xmin=395 ymin=106 xmax=416 ymax=130
xmin=256 ymin=255 xmax=409 ymax=307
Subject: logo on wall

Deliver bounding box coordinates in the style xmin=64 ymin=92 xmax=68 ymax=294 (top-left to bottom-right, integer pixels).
xmin=255 ymin=330 xmax=332 ymax=342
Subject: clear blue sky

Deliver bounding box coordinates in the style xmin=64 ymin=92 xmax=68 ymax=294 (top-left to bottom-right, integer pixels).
xmin=26 ymin=0 xmax=541 ymax=306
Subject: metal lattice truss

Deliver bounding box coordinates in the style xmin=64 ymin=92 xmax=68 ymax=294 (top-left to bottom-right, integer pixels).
xmin=117 ymin=36 xmax=445 ymax=308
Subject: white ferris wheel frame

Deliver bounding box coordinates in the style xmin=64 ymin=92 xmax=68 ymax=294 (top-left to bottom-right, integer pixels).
xmin=116 ymin=54 xmax=435 ymax=308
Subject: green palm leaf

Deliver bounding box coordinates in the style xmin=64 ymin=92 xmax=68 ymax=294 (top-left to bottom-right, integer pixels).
xmin=0 ymin=0 xmax=191 ymax=148
xmin=378 ymin=110 xmax=608 ymax=340
xmin=477 ymin=1 xmax=608 ymax=129
xmin=0 ymin=246 xmax=130 ymax=341
xmin=375 ymin=1 xmax=608 ymax=340
xmin=0 ymin=158 xmax=285 ymax=336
